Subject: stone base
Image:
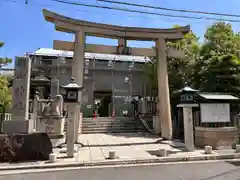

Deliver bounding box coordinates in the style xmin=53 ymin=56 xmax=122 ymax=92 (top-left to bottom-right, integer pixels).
xmin=37 ymin=116 xmax=65 ymax=135
xmin=153 ymin=115 xmax=161 ymax=134
xmin=195 ymin=126 xmax=238 ymax=149
xmin=2 ymin=120 xmax=34 ymax=134
xmin=49 ymin=133 xmax=66 ymax=148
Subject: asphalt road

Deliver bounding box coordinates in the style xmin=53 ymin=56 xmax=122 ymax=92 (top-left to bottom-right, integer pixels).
xmin=0 ymin=160 xmax=240 ymax=180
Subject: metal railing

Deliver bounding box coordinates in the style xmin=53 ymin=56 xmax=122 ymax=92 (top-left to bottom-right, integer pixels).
xmin=0 ymin=113 xmax=12 ymax=121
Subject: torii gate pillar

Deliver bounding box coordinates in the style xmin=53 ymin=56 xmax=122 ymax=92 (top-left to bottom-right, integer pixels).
xmin=156 ymin=38 xmax=172 ymax=140
xmin=72 ymin=31 xmax=85 ymax=142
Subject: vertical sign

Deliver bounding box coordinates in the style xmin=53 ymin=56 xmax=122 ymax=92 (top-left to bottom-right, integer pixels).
xmin=11 ymin=57 xmax=31 ymax=121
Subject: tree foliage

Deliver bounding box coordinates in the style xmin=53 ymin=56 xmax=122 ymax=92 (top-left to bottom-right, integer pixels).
xmin=0 ymin=75 xmax=12 ymax=113
xmin=145 ymin=22 xmax=240 ymax=97
xmin=0 ymin=41 xmax=12 ymax=67
xmin=144 ymin=25 xmax=200 ymax=95
xmin=0 ymin=42 xmax=12 ymax=113
xmin=0 ymin=42 xmax=4 ymax=48
xmin=196 ymin=22 xmax=240 ymax=94
xmin=167 ymin=25 xmax=200 ymax=93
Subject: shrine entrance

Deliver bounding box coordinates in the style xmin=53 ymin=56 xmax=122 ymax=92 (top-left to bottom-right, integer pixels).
xmin=43 ymin=9 xmax=189 ymax=139
xmin=93 ymin=90 xmax=112 ymax=117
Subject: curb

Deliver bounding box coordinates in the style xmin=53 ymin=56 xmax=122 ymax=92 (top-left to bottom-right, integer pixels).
xmin=1 ymin=153 xmax=240 ymax=171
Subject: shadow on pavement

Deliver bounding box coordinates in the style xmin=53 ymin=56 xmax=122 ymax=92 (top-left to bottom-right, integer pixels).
xmin=84 ymin=141 xmax=160 ymax=147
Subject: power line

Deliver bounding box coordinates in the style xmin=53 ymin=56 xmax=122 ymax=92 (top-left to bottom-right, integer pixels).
xmin=97 ymin=0 xmax=240 ymax=18
xmin=3 ymin=0 xmax=238 ymax=28
xmin=3 ymin=0 xmax=237 ymax=25
xmin=52 ymin=0 xmax=240 ymax=22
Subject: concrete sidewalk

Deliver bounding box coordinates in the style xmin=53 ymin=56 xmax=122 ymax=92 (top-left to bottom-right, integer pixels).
xmin=61 ymin=133 xmax=200 ymax=162
xmin=0 ymin=133 xmax=240 ymax=170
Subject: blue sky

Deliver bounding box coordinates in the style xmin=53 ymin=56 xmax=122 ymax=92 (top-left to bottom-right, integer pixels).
xmin=1 ymin=0 xmax=240 ymax=68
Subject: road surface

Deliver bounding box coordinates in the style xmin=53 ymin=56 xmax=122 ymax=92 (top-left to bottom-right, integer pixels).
xmin=0 ymin=160 xmax=240 ymax=180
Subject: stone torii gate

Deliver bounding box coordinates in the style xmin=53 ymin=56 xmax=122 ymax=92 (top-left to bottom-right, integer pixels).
xmin=43 ymin=9 xmax=190 ymax=140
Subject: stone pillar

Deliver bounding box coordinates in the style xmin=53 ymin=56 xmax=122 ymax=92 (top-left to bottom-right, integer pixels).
xmin=33 ymin=92 xmax=40 ymax=131
xmin=67 ymin=103 xmax=76 ymax=157
xmin=72 ymin=31 xmax=85 ymax=142
xmin=3 ymin=57 xmax=33 ymax=133
xmin=141 ymin=97 xmax=148 ymax=114
xmin=50 ymin=76 xmax=60 ymax=98
xmin=153 ymin=115 xmax=161 ymax=134
xmin=51 ymin=58 xmax=60 ymax=98
xmin=156 ymin=38 xmax=172 ymax=140
xmin=183 ymin=106 xmax=195 ymax=151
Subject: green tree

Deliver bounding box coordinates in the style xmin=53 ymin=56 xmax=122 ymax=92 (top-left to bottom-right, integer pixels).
xmin=196 ymin=22 xmax=240 ymax=94
xmin=167 ymin=25 xmax=200 ymax=92
xmin=0 ymin=75 xmax=12 ymax=114
xmin=0 ymin=42 xmax=12 ymax=67
xmin=144 ymin=57 xmax=158 ymax=96
xmin=144 ymin=25 xmax=200 ymax=96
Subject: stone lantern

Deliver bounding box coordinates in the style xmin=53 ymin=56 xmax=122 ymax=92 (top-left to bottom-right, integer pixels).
xmin=31 ymin=70 xmax=50 ymax=98
xmin=174 ymin=82 xmax=199 ymax=105
xmin=174 ymin=82 xmax=199 ymax=152
xmin=60 ymin=76 xmax=83 ymax=157
xmin=60 ymin=77 xmax=83 ymax=103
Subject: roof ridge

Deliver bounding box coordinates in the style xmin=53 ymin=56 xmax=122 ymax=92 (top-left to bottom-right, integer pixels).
xmin=29 ymin=48 xmax=151 ymax=63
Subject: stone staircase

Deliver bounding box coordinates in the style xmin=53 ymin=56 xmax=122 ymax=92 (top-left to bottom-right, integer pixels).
xmin=81 ymin=117 xmax=148 ymax=134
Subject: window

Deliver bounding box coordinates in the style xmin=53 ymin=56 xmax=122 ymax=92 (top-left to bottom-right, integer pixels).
xmin=180 ymin=95 xmax=185 ymax=101
xmin=186 ymin=95 xmax=193 ymax=101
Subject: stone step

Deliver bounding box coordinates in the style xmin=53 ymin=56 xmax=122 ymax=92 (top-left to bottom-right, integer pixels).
xmin=82 ymin=125 xmax=144 ymax=129
xmin=64 ymin=117 xmax=149 ymax=133
xmin=82 ymin=118 xmax=135 ymax=122
xmin=82 ymin=124 xmax=143 ymax=128
xmin=82 ymin=119 xmax=136 ymax=121
xmin=82 ymin=127 xmax=145 ymax=131
xmin=82 ymin=119 xmax=139 ymax=122
xmin=82 ymin=122 xmax=141 ymax=126
xmin=82 ymin=131 xmax=140 ymax=134
xmin=82 ymin=126 xmax=146 ymax=133
xmin=82 ymin=129 xmax=146 ymax=134
xmin=82 ymin=126 xmax=143 ymax=130
xmin=82 ymin=124 xmax=144 ymax=128
xmin=83 ymin=117 xmax=134 ymax=120
xmin=82 ymin=129 xmax=143 ymax=134
xmin=65 ymin=126 xmax=145 ymax=133
xmin=82 ymin=123 xmax=143 ymax=128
